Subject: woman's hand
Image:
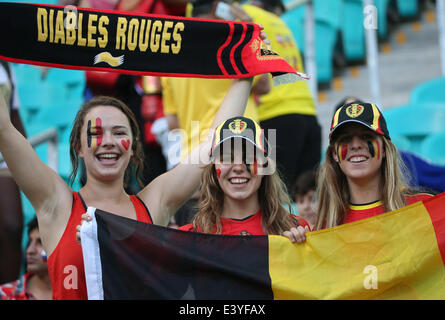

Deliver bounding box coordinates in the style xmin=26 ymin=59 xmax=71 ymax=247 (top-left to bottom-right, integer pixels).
xmin=258 ymin=24 xmax=271 ymax=47
xmin=282 ymin=226 xmax=310 ymax=243
xmin=76 ymin=213 xmax=92 ymax=245
xmin=0 ymin=91 xmax=12 ymax=132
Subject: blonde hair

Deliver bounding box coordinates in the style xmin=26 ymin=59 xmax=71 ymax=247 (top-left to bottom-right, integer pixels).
xmin=192 ymin=163 xmax=296 ymax=235
xmin=315 ymin=137 xmax=411 ymax=230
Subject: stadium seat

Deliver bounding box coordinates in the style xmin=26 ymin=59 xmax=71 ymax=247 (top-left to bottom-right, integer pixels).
xmin=44 ymin=68 xmax=86 ymax=100
xmin=420 ymin=131 xmax=445 ymax=166
xmin=282 ymin=5 xmax=306 ymax=53
xmin=283 ymin=0 xmax=342 ymax=83
xmin=396 ymin=0 xmax=419 ymax=18
xmin=390 ymin=134 xmax=411 ymax=151
xmin=11 ymin=64 xmax=42 ymax=84
xmin=383 ymin=103 xmax=445 ymax=152
xmin=313 ymin=0 xmax=342 ymax=83
xmin=410 ymin=77 xmax=445 ymax=106
xmin=314 ymin=22 xmax=338 ymax=83
xmin=314 ymin=0 xmax=343 ymax=30
xmin=375 ymin=0 xmax=390 ymax=39
xmin=341 ymin=0 xmax=366 ymax=62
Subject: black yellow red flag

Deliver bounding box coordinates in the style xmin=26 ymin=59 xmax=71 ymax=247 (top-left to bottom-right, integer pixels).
xmin=81 ymin=193 xmax=445 ymax=299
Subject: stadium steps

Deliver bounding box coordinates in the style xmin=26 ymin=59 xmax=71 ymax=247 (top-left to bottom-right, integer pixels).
xmin=316 ymin=6 xmax=442 ymax=152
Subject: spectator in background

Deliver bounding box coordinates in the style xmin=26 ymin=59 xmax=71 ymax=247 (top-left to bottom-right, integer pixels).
xmin=0 ymin=59 xmax=26 ymax=284
xmin=293 ymin=170 xmax=317 ymax=230
xmin=0 ymin=218 xmax=52 ymax=300
xmin=242 ymin=0 xmax=322 ymax=196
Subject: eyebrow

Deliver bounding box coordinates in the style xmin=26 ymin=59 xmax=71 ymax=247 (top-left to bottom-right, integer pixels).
xmin=112 ymin=126 xmax=128 ymax=130
xmin=90 ymin=125 xmax=128 ymax=130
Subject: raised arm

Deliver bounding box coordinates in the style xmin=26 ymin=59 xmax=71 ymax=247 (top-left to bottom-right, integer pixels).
xmin=0 ymin=94 xmax=72 ymax=253
xmin=138 ymin=77 xmax=253 ymax=226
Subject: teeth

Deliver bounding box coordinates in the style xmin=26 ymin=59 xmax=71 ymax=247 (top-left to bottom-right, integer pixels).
xmin=98 ymin=154 xmax=118 ymax=159
xmin=350 ymin=156 xmax=367 ymax=162
xmin=230 ymin=178 xmax=248 ymax=184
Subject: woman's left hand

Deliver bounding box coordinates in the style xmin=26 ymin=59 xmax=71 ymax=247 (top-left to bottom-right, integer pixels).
xmin=282 ymin=226 xmax=309 ymax=243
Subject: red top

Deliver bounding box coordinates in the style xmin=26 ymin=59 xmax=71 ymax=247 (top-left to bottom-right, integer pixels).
xmin=344 ymin=193 xmax=434 ymax=224
xmin=178 ymin=210 xmax=310 ymax=235
xmin=0 ymin=273 xmax=35 ymax=300
xmin=47 ymin=192 xmax=152 ymax=300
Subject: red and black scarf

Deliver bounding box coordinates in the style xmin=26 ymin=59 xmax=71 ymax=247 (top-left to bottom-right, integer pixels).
xmin=0 ymin=2 xmax=308 ymax=83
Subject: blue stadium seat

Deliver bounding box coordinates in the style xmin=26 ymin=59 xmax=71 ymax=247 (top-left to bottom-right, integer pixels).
xmin=283 ymin=0 xmax=342 ymax=83
xmin=313 ymin=0 xmax=342 ymax=83
xmin=383 ymin=104 xmax=445 ymax=152
xmin=420 ymin=131 xmax=445 ymax=166
xmin=375 ymin=0 xmax=390 ymax=39
xmin=314 ymin=0 xmax=343 ymax=30
xmin=390 ymin=134 xmax=411 ymax=151
xmin=410 ymin=77 xmax=445 ymax=106
xmin=314 ymin=22 xmax=338 ymax=83
xmin=282 ymin=5 xmax=306 ymax=53
xmin=396 ymin=0 xmax=418 ymax=18
xmin=44 ymin=68 xmax=86 ymax=100
xmin=341 ymin=0 xmax=366 ymax=62
xmin=11 ymin=64 xmax=42 ymax=84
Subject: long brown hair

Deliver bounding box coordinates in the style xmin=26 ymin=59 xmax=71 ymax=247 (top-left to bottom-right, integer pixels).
xmin=315 ymin=137 xmax=411 ymax=230
xmin=192 ymin=163 xmax=296 ymax=235
xmin=68 ymin=96 xmax=145 ymax=188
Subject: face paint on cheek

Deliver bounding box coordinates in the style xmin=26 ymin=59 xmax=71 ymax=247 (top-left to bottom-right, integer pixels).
xmin=367 ymin=140 xmax=380 ymax=159
xmin=121 ymin=139 xmax=130 ymax=151
xmin=216 ymin=168 xmax=221 ymax=179
xmin=337 ymin=144 xmax=348 ymax=163
xmin=87 ymin=117 xmax=103 ymax=150
xmin=41 ymin=249 xmax=47 ymax=263
xmin=245 ymin=161 xmax=258 ymax=175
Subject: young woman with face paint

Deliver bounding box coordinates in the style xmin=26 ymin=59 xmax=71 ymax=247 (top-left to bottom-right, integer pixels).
xmin=313 ymin=102 xmax=433 ymax=230
xmin=178 ymin=116 xmax=310 ymax=237
xmin=0 ymin=68 xmax=262 ymax=299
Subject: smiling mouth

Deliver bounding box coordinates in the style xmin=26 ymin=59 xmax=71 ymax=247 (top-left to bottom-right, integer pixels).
xmin=96 ymin=153 xmax=121 ymax=162
xmin=348 ymin=156 xmax=368 ymax=163
xmin=229 ymin=177 xmax=249 ymax=184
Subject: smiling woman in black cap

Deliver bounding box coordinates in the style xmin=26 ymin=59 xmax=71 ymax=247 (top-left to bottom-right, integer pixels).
xmin=178 ymin=116 xmax=310 ymax=238
xmin=313 ymin=102 xmax=433 ymax=230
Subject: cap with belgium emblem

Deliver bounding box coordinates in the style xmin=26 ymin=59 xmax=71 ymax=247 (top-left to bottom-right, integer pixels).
xmin=329 ymin=102 xmax=390 ymax=142
xmin=209 ymin=116 xmax=268 ymax=159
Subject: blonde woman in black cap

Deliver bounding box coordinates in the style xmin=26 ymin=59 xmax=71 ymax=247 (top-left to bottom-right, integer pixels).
xmin=178 ymin=116 xmax=310 ymax=239
xmin=313 ymin=102 xmax=433 ymax=230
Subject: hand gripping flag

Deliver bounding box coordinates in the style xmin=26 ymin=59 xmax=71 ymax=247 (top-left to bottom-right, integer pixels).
xmin=0 ymin=2 xmax=308 ymax=85
xmin=81 ymin=192 xmax=445 ymax=300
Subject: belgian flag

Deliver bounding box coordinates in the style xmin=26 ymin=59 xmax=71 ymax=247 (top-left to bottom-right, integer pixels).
xmin=81 ymin=193 xmax=445 ymax=300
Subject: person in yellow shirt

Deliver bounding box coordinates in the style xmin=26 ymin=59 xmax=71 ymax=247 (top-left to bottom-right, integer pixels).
xmin=242 ymin=0 xmax=321 ymax=196
xmin=162 ymin=0 xmax=270 ymax=163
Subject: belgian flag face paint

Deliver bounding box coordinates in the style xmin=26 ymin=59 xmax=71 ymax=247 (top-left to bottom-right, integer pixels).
xmin=367 ymin=139 xmax=381 ymax=160
xmin=87 ymin=117 xmax=103 ymax=150
xmin=337 ymin=143 xmax=348 ymax=163
xmin=245 ymin=161 xmax=258 ymax=175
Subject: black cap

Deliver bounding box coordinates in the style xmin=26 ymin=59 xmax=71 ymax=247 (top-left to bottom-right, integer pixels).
xmin=330 ymin=102 xmax=390 ymax=142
